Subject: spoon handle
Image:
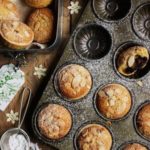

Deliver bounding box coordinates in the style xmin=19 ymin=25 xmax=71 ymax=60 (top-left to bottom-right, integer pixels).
xmin=18 ymin=87 xmax=32 ymax=129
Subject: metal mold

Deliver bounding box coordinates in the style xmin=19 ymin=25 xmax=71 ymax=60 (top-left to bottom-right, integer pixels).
xmin=93 ymin=83 xmax=134 ymax=122
xmin=93 ymin=0 xmax=131 ymax=22
xmin=73 ymin=23 xmax=112 ymax=60
xmin=32 ymin=0 xmax=150 ymax=149
xmin=132 ymin=3 xmax=150 ymax=41
xmin=113 ymin=41 xmax=150 ymax=80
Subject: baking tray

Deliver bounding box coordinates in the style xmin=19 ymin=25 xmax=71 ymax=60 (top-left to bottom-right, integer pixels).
xmin=0 ymin=0 xmax=63 ymax=53
xmin=32 ymin=0 xmax=150 ymax=149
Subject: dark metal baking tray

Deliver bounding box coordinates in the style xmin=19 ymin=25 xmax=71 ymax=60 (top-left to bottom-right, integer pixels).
xmin=32 ymin=0 xmax=150 ymax=149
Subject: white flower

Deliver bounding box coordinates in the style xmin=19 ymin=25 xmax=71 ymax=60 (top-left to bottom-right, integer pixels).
xmin=34 ymin=65 xmax=47 ymax=79
xmin=6 ymin=110 xmax=19 ymax=124
xmin=68 ymin=1 xmax=81 ymax=14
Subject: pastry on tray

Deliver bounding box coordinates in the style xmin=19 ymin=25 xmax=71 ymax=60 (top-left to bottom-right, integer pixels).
xmin=38 ymin=104 xmax=72 ymax=140
xmin=25 ymin=0 xmax=53 ymax=8
xmin=137 ymin=103 xmax=150 ymax=139
xmin=123 ymin=143 xmax=148 ymax=150
xmin=0 ymin=0 xmax=20 ymax=21
xmin=0 ymin=64 xmax=25 ymax=111
xmin=77 ymin=124 xmax=112 ymax=150
xmin=27 ymin=8 xmax=54 ymax=44
xmin=0 ymin=20 xmax=34 ymax=49
xmin=96 ymin=83 xmax=132 ymax=120
xmin=117 ymin=46 xmax=149 ymax=77
xmin=57 ymin=64 xmax=92 ymax=100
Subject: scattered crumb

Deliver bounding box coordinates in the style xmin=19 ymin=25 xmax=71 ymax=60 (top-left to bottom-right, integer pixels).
xmin=106 ymin=121 xmax=112 ymax=126
xmin=136 ymin=81 xmax=143 ymax=87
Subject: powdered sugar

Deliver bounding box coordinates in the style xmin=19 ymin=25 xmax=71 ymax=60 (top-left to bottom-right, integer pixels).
xmin=9 ymin=134 xmax=28 ymax=150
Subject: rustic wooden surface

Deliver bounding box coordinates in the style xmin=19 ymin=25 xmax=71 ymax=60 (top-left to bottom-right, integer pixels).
xmin=0 ymin=0 xmax=88 ymax=150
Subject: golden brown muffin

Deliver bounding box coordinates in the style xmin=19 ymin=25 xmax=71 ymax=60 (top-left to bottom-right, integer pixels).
xmin=137 ymin=103 xmax=150 ymax=139
xmin=96 ymin=83 xmax=132 ymax=120
xmin=38 ymin=104 xmax=72 ymax=140
xmin=77 ymin=124 xmax=112 ymax=150
xmin=117 ymin=46 xmax=149 ymax=77
xmin=123 ymin=143 xmax=148 ymax=150
xmin=25 ymin=0 xmax=53 ymax=8
xmin=0 ymin=0 xmax=20 ymax=21
xmin=0 ymin=20 xmax=34 ymax=49
xmin=57 ymin=64 xmax=92 ymax=100
xmin=27 ymin=8 xmax=54 ymax=43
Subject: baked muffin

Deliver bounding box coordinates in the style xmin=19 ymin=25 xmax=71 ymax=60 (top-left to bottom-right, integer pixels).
xmin=137 ymin=103 xmax=150 ymax=139
xmin=0 ymin=20 xmax=34 ymax=49
xmin=96 ymin=83 xmax=132 ymax=120
xmin=27 ymin=8 xmax=54 ymax=43
xmin=123 ymin=143 xmax=148 ymax=150
xmin=77 ymin=124 xmax=112 ymax=150
xmin=38 ymin=104 xmax=72 ymax=140
xmin=0 ymin=0 xmax=20 ymax=21
xmin=25 ymin=0 xmax=53 ymax=8
xmin=57 ymin=64 xmax=92 ymax=100
xmin=116 ymin=46 xmax=149 ymax=78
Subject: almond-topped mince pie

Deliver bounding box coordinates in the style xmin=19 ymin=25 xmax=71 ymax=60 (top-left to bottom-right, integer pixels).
xmin=27 ymin=8 xmax=54 ymax=44
xmin=123 ymin=143 xmax=148 ymax=150
xmin=38 ymin=104 xmax=72 ymax=140
xmin=0 ymin=20 xmax=34 ymax=49
xmin=57 ymin=64 xmax=92 ymax=100
xmin=77 ymin=124 xmax=112 ymax=150
xmin=96 ymin=83 xmax=132 ymax=120
xmin=116 ymin=46 xmax=149 ymax=78
xmin=25 ymin=0 xmax=53 ymax=8
xmin=0 ymin=0 xmax=20 ymax=21
xmin=137 ymin=103 xmax=150 ymax=140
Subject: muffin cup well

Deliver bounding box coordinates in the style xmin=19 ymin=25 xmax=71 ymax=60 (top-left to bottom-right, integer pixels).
xmin=53 ymin=62 xmax=93 ymax=102
xmin=73 ymin=121 xmax=114 ymax=150
xmin=134 ymin=100 xmax=150 ymax=142
xmin=32 ymin=102 xmax=73 ymax=144
xmin=93 ymin=0 xmax=131 ymax=22
xmin=73 ymin=23 xmax=112 ymax=61
xmin=93 ymin=83 xmax=133 ymax=122
xmin=132 ymin=3 xmax=150 ymax=41
xmin=113 ymin=41 xmax=150 ymax=81
xmin=118 ymin=140 xmax=149 ymax=150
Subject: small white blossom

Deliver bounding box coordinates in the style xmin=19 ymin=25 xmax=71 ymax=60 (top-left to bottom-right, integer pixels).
xmin=6 ymin=110 xmax=19 ymax=124
xmin=68 ymin=1 xmax=81 ymax=14
xmin=34 ymin=65 xmax=47 ymax=79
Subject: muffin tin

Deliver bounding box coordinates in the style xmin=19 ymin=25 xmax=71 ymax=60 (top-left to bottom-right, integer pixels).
xmin=32 ymin=0 xmax=150 ymax=149
xmin=0 ymin=0 xmax=63 ymax=53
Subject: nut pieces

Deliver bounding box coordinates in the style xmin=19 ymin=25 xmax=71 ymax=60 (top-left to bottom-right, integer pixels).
xmin=0 ymin=20 xmax=34 ymax=49
xmin=0 ymin=0 xmax=55 ymax=50
xmin=117 ymin=46 xmax=149 ymax=78
xmin=27 ymin=8 xmax=54 ymax=44
xmin=96 ymin=83 xmax=132 ymax=120
xmin=25 ymin=0 xmax=53 ymax=8
xmin=0 ymin=0 xmax=20 ymax=21
xmin=57 ymin=64 xmax=92 ymax=100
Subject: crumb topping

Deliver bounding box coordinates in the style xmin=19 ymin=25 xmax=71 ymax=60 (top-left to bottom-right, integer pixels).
xmin=77 ymin=124 xmax=112 ymax=150
xmin=58 ymin=64 xmax=92 ymax=100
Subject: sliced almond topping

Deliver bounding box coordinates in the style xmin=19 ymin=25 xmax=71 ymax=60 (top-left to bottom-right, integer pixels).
xmin=106 ymin=89 xmax=114 ymax=97
xmin=72 ymin=75 xmax=81 ymax=88
xmin=136 ymin=81 xmax=143 ymax=87
xmin=128 ymin=55 xmax=135 ymax=67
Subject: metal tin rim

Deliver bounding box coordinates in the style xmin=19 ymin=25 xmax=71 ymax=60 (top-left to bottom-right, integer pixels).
xmin=113 ymin=41 xmax=150 ymax=81
xmin=93 ymin=82 xmax=134 ymax=122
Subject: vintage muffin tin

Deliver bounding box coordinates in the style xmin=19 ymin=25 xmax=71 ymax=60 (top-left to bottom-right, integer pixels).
xmin=32 ymin=0 xmax=150 ymax=149
xmin=0 ymin=0 xmax=63 ymax=53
